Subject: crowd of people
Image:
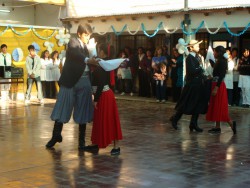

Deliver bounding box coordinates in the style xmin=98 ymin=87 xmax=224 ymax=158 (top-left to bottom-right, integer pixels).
xmin=114 ymin=42 xmax=250 ymax=108
xmin=1 ymin=23 xmax=250 ymax=154
xmin=0 ymin=44 xmax=61 ymax=103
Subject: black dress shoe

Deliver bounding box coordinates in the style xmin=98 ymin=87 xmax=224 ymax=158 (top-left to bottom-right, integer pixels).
xmin=189 ymin=124 xmax=203 ymax=132
xmin=46 ymin=136 xmax=62 ymax=148
xmin=111 ymin=147 xmax=120 ymax=155
xmin=83 ymin=145 xmax=99 ymax=151
xmin=232 ymin=121 xmax=237 ymax=135
xmin=208 ymin=128 xmax=221 ymax=134
xmin=171 ymin=121 xmax=178 ymax=130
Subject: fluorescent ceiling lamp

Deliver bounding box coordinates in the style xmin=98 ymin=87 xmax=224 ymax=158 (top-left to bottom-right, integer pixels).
xmin=18 ymin=0 xmax=65 ymax=5
xmin=0 ymin=9 xmax=10 ymax=13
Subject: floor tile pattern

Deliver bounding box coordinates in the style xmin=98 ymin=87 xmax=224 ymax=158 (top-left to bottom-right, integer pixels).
xmin=0 ymin=97 xmax=250 ymax=188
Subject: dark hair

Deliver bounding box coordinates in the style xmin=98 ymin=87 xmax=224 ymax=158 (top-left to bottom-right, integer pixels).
xmin=137 ymin=47 xmax=144 ymax=53
xmin=99 ymin=43 xmax=108 ymax=56
xmin=120 ymin=50 xmax=128 ymax=58
xmin=231 ymin=48 xmax=238 ymax=53
xmin=77 ymin=24 xmax=93 ymax=35
xmin=28 ymin=45 xmax=35 ymax=51
xmin=1 ymin=44 xmax=7 ymax=49
xmin=215 ymin=45 xmax=228 ymax=70
xmin=51 ymin=50 xmax=59 ymax=61
xmin=41 ymin=50 xmax=50 ymax=59
xmin=214 ymin=46 xmax=226 ymax=59
xmin=173 ymin=48 xmax=178 ymax=54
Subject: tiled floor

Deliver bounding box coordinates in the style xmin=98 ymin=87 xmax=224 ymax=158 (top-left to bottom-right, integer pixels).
xmin=0 ymin=96 xmax=250 ymax=188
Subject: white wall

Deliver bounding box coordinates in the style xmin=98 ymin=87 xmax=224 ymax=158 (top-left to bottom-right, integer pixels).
xmin=69 ymin=9 xmax=250 ymax=34
xmin=0 ymin=6 xmax=34 ymax=25
xmin=35 ymin=4 xmax=66 ymax=27
xmin=190 ymin=10 xmax=250 ymax=29
xmin=70 ymin=14 xmax=184 ymax=34
xmin=0 ymin=3 xmax=66 ymax=27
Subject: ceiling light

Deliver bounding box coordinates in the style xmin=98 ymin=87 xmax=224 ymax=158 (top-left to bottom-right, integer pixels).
xmin=0 ymin=9 xmax=10 ymax=13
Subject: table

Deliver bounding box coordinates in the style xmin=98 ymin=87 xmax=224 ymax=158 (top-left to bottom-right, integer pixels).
xmin=0 ymin=77 xmax=25 ymax=100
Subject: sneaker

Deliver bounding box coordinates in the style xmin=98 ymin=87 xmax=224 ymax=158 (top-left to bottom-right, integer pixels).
xmin=130 ymin=92 xmax=133 ymax=96
xmin=120 ymin=92 xmax=125 ymax=96
xmin=208 ymin=128 xmax=221 ymax=134
xmin=111 ymin=147 xmax=120 ymax=155
xmin=161 ymin=100 xmax=166 ymax=103
xmin=25 ymin=99 xmax=30 ymax=105
xmin=39 ymin=99 xmax=44 ymax=105
xmin=156 ymin=100 xmax=160 ymax=102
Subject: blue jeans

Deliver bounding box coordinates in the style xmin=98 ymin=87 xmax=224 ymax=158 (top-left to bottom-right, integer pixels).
xmin=155 ymin=80 xmax=166 ymax=101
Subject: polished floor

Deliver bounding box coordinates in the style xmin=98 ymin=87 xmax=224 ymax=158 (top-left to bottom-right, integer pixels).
xmin=0 ymin=96 xmax=250 ymax=188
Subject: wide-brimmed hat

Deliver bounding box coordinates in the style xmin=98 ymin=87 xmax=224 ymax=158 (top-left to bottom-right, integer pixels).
xmin=188 ymin=40 xmax=203 ymax=47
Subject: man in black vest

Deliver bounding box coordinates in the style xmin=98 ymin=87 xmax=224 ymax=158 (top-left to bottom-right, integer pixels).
xmin=170 ymin=40 xmax=207 ymax=132
xmin=46 ymin=24 xmax=99 ymax=150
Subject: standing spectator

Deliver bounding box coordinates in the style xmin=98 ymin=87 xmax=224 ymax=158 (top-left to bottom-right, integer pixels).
xmin=206 ymin=46 xmax=236 ymax=134
xmin=171 ymin=49 xmax=184 ymax=102
xmin=152 ymin=46 xmax=168 ymax=102
xmin=40 ymin=50 xmax=53 ymax=98
xmin=145 ymin=49 xmax=153 ymax=97
xmin=117 ymin=51 xmax=132 ymax=96
xmin=238 ymin=49 xmax=250 ymax=108
xmin=50 ymin=50 xmax=61 ymax=98
xmin=231 ymin=48 xmax=240 ymax=106
xmin=224 ymin=50 xmax=234 ymax=106
xmin=162 ymin=45 xmax=172 ymax=66
xmin=0 ymin=44 xmax=11 ymax=101
xmin=153 ymin=62 xmax=167 ymax=102
xmin=170 ymin=40 xmax=207 ymax=132
xmin=136 ymin=47 xmax=150 ymax=97
xmin=124 ymin=46 xmax=136 ymax=94
xmin=25 ymin=45 xmax=44 ymax=104
xmin=46 ymin=24 xmax=98 ymax=149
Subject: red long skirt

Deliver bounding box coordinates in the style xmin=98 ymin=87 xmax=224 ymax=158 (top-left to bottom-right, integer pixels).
xmin=91 ymin=89 xmax=123 ymax=148
xmin=206 ymin=82 xmax=231 ymax=122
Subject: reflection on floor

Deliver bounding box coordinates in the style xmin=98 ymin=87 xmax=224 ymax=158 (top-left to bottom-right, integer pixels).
xmin=0 ymin=97 xmax=250 ymax=187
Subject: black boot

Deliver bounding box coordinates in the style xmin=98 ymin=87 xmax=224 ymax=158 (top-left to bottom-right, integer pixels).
xmin=189 ymin=114 xmax=203 ymax=132
xmin=170 ymin=111 xmax=182 ymax=130
xmin=46 ymin=121 xmax=63 ymax=148
xmin=78 ymin=124 xmax=86 ymax=150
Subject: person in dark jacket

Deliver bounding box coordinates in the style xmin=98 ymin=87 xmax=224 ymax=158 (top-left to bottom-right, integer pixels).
xmin=170 ymin=40 xmax=207 ymax=132
xmin=206 ymin=46 xmax=236 ymax=134
xmin=46 ymin=24 xmax=99 ymax=150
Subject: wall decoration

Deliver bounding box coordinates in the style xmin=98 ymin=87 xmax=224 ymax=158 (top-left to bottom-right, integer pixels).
xmin=59 ymin=50 xmax=66 ymax=60
xmin=176 ymin=38 xmax=189 ymax=55
xmin=92 ymin=21 xmax=250 ymax=37
xmin=31 ymin=42 xmax=41 ymax=53
xmin=55 ymin=30 xmax=70 ymax=46
xmin=44 ymin=41 xmax=54 ymax=54
xmin=12 ymin=48 xmax=24 ymax=62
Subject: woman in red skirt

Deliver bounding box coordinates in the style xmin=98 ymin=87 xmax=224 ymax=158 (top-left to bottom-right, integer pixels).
xmin=206 ymin=46 xmax=236 ymax=134
xmin=87 ymin=43 xmax=123 ymax=155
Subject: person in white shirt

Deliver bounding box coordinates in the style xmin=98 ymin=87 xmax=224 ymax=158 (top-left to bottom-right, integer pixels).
xmin=231 ymin=48 xmax=240 ymax=106
xmin=50 ymin=50 xmax=61 ymax=98
xmin=25 ymin=45 xmax=44 ymax=104
xmin=40 ymin=50 xmax=53 ymax=98
xmin=224 ymin=50 xmax=234 ymax=106
xmin=0 ymin=44 xmax=12 ymax=101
